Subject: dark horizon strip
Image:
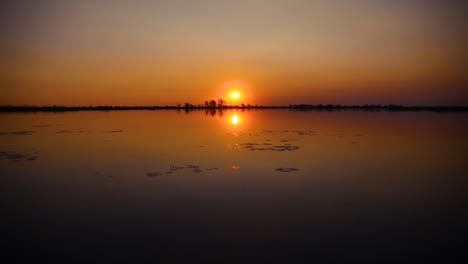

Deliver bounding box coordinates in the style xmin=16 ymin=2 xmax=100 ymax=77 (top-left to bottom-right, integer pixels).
xmin=1 ymin=104 xmax=467 ymax=112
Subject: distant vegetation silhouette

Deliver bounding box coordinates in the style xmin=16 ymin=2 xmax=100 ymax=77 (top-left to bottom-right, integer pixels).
xmin=0 ymin=102 xmax=467 ymax=112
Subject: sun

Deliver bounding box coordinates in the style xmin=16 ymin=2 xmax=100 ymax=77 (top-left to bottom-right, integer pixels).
xmin=216 ymin=80 xmax=253 ymax=105
xmin=231 ymin=91 xmax=240 ymax=99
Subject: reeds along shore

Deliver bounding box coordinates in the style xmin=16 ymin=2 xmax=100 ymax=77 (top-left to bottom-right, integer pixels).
xmin=0 ymin=104 xmax=467 ymax=112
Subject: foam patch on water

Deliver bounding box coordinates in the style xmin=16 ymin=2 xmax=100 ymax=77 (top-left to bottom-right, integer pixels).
xmin=146 ymin=172 xmax=162 ymax=177
xmin=0 ymin=131 xmax=36 ymax=135
xmin=237 ymin=142 xmax=300 ymax=152
xmin=147 ymin=164 xmax=221 ymax=177
xmin=275 ymin=168 xmax=300 ymax=172
xmin=0 ymin=151 xmax=38 ymax=162
xmin=56 ymin=130 xmax=74 ymax=133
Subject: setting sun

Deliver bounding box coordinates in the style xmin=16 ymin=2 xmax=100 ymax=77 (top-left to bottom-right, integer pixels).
xmin=216 ymin=80 xmax=253 ymax=105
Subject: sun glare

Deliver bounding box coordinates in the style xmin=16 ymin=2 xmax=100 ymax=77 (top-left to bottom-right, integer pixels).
xmin=216 ymin=80 xmax=253 ymax=105
xmin=231 ymin=91 xmax=240 ymax=99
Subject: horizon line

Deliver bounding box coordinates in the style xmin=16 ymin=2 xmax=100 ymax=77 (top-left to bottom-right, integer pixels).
xmin=1 ymin=104 xmax=468 ymax=112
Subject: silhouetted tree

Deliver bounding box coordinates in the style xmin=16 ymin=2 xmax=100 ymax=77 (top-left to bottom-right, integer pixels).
xmin=209 ymin=100 xmax=216 ymax=107
xmin=217 ymin=99 xmax=225 ymax=108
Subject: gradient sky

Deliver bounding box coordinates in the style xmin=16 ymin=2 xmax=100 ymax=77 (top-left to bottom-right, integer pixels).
xmin=1 ymin=0 xmax=467 ymax=106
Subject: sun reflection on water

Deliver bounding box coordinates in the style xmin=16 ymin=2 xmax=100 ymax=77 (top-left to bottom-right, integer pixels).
xmin=231 ymin=114 xmax=239 ymax=125
xmin=220 ymin=111 xmax=248 ymax=130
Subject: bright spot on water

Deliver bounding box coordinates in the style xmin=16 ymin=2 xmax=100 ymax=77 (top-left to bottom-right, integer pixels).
xmin=232 ymin=114 xmax=239 ymax=125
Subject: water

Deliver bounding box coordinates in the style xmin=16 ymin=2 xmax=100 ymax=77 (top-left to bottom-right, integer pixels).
xmin=1 ymin=110 xmax=467 ymax=261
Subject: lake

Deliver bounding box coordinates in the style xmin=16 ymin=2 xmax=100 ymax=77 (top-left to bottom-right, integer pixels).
xmin=1 ymin=110 xmax=467 ymax=261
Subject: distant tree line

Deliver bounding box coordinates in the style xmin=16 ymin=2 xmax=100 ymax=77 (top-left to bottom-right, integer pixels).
xmin=0 ymin=104 xmax=467 ymax=112
xmin=185 ymin=99 xmax=226 ymax=109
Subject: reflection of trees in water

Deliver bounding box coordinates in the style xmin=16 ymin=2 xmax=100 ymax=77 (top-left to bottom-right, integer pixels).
xmin=184 ymin=108 xmax=250 ymax=118
xmin=205 ymin=108 xmax=216 ymax=116
xmin=203 ymin=108 xmax=224 ymax=117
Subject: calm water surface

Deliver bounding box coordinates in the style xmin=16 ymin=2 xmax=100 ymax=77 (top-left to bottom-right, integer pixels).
xmin=1 ymin=110 xmax=467 ymax=261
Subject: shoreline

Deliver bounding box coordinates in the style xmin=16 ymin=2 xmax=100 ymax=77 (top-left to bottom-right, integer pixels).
xmin=1 ymin=105 xmax=468 ymax=112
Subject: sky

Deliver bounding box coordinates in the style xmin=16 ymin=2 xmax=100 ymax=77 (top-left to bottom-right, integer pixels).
xmin=1 ymin=0 xmax=467 ymax=106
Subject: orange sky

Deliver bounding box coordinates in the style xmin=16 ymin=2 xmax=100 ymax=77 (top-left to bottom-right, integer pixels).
xmin=1 ymin=0 xmax=467 ymax=106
